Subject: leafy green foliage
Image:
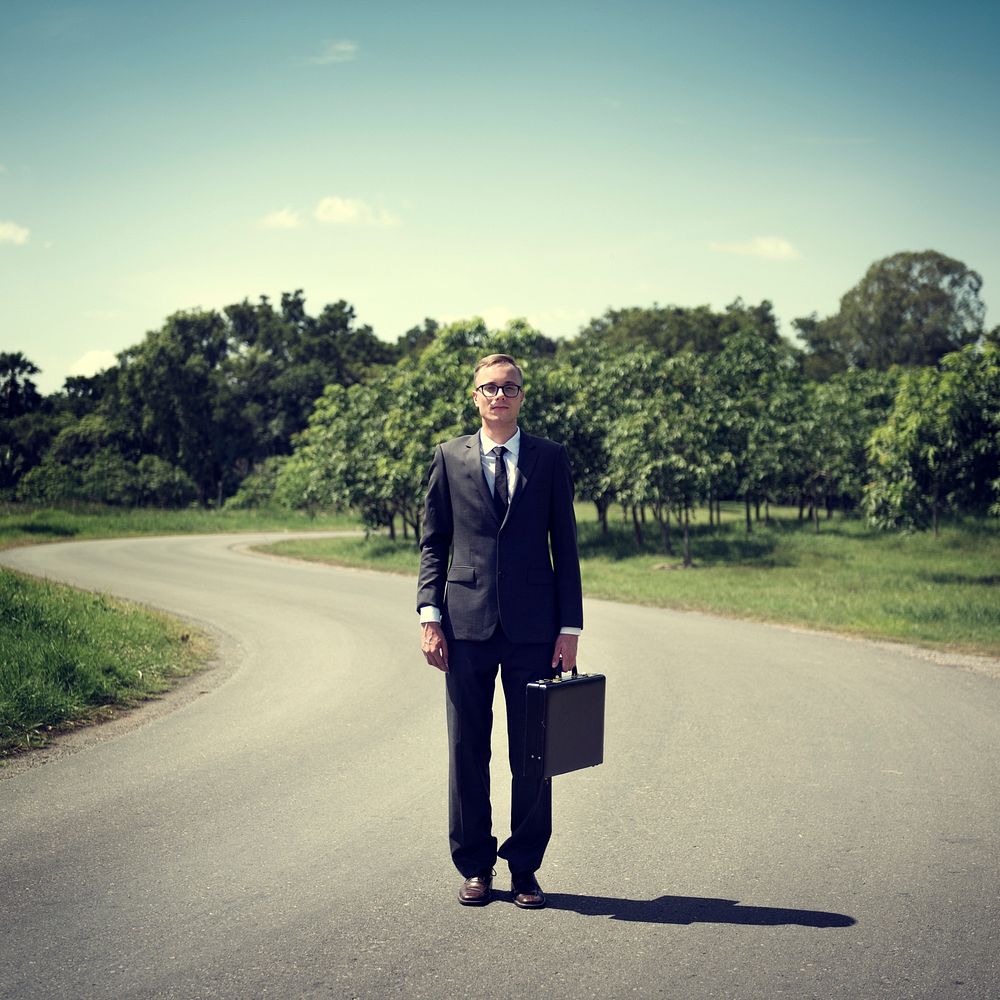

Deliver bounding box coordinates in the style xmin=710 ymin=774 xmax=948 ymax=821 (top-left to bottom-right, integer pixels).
xmin=2 ymin=248 xmax=995 ymax=536
xmin=7 ymin=292 xmax=398 ymax=507
xmin=17 ymin=412 xmax=197 ymax=506
xmin=275 ymin=318 xmax=556 ymax=536
xmin=0 ymin=352 xmax=54 ymax=496
xmin=865 ymin=343 xmax=1000 ymax=532
xmin=223 ymin=456 xmax=290 ymax=509
xmin=577 ymin=298 xmax=784 ymax=356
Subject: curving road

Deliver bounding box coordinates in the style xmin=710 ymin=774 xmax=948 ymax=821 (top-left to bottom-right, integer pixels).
xmin=1 ymin=535 xmax=998 ymax=1000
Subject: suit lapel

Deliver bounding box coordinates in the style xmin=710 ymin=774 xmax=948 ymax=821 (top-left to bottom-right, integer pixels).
xmin=508 ymin=431 xmax=538 ymax=521
xmin=465 ymin=433 xmax=501 ymax=523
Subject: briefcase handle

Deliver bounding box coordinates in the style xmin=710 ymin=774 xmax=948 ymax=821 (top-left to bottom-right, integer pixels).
xmin=552 ymin=659 xmax=579 ymax=681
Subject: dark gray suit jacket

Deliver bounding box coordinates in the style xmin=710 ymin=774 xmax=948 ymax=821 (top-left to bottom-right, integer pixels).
xmin=416 ymin=430 xmax=584 ymax=644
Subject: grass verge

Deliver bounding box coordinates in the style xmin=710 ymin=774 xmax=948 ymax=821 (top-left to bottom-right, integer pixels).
xmin=0 ymin=568 xmax=213 ymax=756
xmin=258 ymin=505 xmax=1000 ymax=657
xmin=0 ymin=503 xmax=358 ymax=550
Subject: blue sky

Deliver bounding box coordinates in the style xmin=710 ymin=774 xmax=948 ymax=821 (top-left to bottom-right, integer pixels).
xmin=3 ymin=0 xmax=998 ymax=393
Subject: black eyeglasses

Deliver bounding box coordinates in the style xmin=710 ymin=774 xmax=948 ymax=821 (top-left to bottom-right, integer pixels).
xmin=476 ymin=383 xmax=523 ymax=398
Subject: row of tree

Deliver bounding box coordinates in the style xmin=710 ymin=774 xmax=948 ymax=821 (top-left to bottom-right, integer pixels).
xmin=259 ymin=320 xmax=997 ymax=558
xmin=2 ymin=250 xmax=997 ymax=543
xmin=2 ymin=293 xmax=399 ymax=506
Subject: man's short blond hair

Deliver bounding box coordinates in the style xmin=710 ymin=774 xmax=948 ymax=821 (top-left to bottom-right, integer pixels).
xmin=473 ymin=353 xmax=523 ymax=384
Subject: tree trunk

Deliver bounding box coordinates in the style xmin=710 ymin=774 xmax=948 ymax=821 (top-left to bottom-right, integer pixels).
xmin=682 ymin=506 xmax=692 ymax=568
xmin=765 ymin=499 xmax=771 ymax=525
xmin=387 ymin=517 xmax=396 ymax=541
xmin=631 ymin=505 xmax=643 ymax=547
xmin=799 ymin=494 xmax=806 ymax=521
xmin=745 ymin=495 xmax=752 ymax=534
xmin=658 ymin=507 xmax=673 ymax=554
xmin=596 ymin=500 xmax=609 ymax=535
xmin=812 ymin=492 xmax=820 ymax=534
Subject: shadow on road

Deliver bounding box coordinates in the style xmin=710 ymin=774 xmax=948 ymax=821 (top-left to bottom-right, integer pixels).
xmin=544 ymin=893 xmax=856 ymax=927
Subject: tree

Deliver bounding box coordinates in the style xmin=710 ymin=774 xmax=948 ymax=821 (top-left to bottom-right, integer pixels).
xmin=576 ymin=299 xmax=785 ymax=359
xmin=114 ymin=310 xmax=234 ymax=504
xmin=396 ymin=318 xmax=439 ymax=358
xmin=69 ymin=292 xmax=403 ymax=507
xmin=54 ymin=369 xmax=118 ymax=420
xmin=865 ymin=343 xmax=1000 ymax=533
xmin=598 ymin=349 xmax=710 ymax=559
xmin=789 ymin=371 xmax=895 ymax=531
xmin=16 ymin=413 xmax=196 ymax=506
xmin=0 ymin=352 xmax=43 ymax=418
xmin=708 ymin=329 xmax=803 ymax=532
xmin=0 ymin=353 xmax=57 ymax=494
xmin=794 ymin=250 xmax=986 ymax=375
xmin=526 ymin=342 xmax=617 ymax=533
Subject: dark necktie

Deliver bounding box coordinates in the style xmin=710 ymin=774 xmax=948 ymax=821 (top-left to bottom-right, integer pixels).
xmin=492 ymin=446 xmax=509 ymax=521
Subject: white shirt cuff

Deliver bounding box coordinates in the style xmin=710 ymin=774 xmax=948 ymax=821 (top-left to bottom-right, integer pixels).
xmin=420 ymin=607 xmax=579 ymax=634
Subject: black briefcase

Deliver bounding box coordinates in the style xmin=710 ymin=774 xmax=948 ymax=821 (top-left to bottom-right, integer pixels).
xmin=524 ymin=668 xmax=606 ymax=779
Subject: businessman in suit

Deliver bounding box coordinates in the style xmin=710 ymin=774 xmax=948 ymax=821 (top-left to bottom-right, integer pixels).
xmin=417 ymin=353 xmax=583 ymax=909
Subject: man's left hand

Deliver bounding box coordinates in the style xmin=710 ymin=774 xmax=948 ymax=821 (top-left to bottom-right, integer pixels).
xmin=551 ymin=633 xmax=579 ymax=673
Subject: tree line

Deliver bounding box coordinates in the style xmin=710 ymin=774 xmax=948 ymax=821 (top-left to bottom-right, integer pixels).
xmin=2 ymin=250 xmax=997 ymax=545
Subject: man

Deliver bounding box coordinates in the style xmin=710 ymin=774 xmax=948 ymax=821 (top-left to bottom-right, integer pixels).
xmin=417 ymin=353 xmax=583 ymax=909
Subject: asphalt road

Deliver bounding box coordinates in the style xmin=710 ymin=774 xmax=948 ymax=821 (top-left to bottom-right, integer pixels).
xmin=1 ymin=534 xmax=998 ymax=1000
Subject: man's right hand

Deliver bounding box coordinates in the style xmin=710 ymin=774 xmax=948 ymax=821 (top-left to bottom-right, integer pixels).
xmin=421 ymin=621 xmax=449 ymax=672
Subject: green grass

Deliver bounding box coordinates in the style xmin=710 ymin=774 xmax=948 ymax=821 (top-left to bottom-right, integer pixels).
xmin=264 ymin=533 xmax=422 ymax=573
xmin=0 ymin=569 xmax=212 ymax=755
xmin=0 ymin=503 xmax=358 ymax=550
xmin=258 ymin=504 xmax=1000 ymax=657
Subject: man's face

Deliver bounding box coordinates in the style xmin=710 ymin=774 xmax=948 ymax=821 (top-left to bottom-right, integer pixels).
xmin=472 ymin=362 xmax=524 ymax=433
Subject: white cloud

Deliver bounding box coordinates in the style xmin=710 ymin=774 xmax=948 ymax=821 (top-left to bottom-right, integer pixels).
xmin=0 ymin=220 xmax=30 ymax=245
xmin=707 ymin=236 xmax=800 ymax=261
xmin=258 ymin=208 xmax=303 ymax=230
xmin=305 ymin=39 xmax=359 ymax=65
xmin=314 ymin=196 xmax=400 ymax=228
xmin=69 ymin=350 xmax=118 ymax=378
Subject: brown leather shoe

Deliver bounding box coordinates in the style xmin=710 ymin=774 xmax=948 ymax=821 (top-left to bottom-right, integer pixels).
xmin=458 ymin=872 xmax=493 ymax=906
xmin=511 ymin=872 xmax=546 ymax=909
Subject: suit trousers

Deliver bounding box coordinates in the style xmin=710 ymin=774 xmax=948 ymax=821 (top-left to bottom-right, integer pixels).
xmin=445 ymin=626 xmax=553 ymax=877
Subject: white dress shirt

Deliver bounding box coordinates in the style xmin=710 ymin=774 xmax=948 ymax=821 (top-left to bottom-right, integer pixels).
xmin=480 ymin=427 xmax=520 ymax=501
